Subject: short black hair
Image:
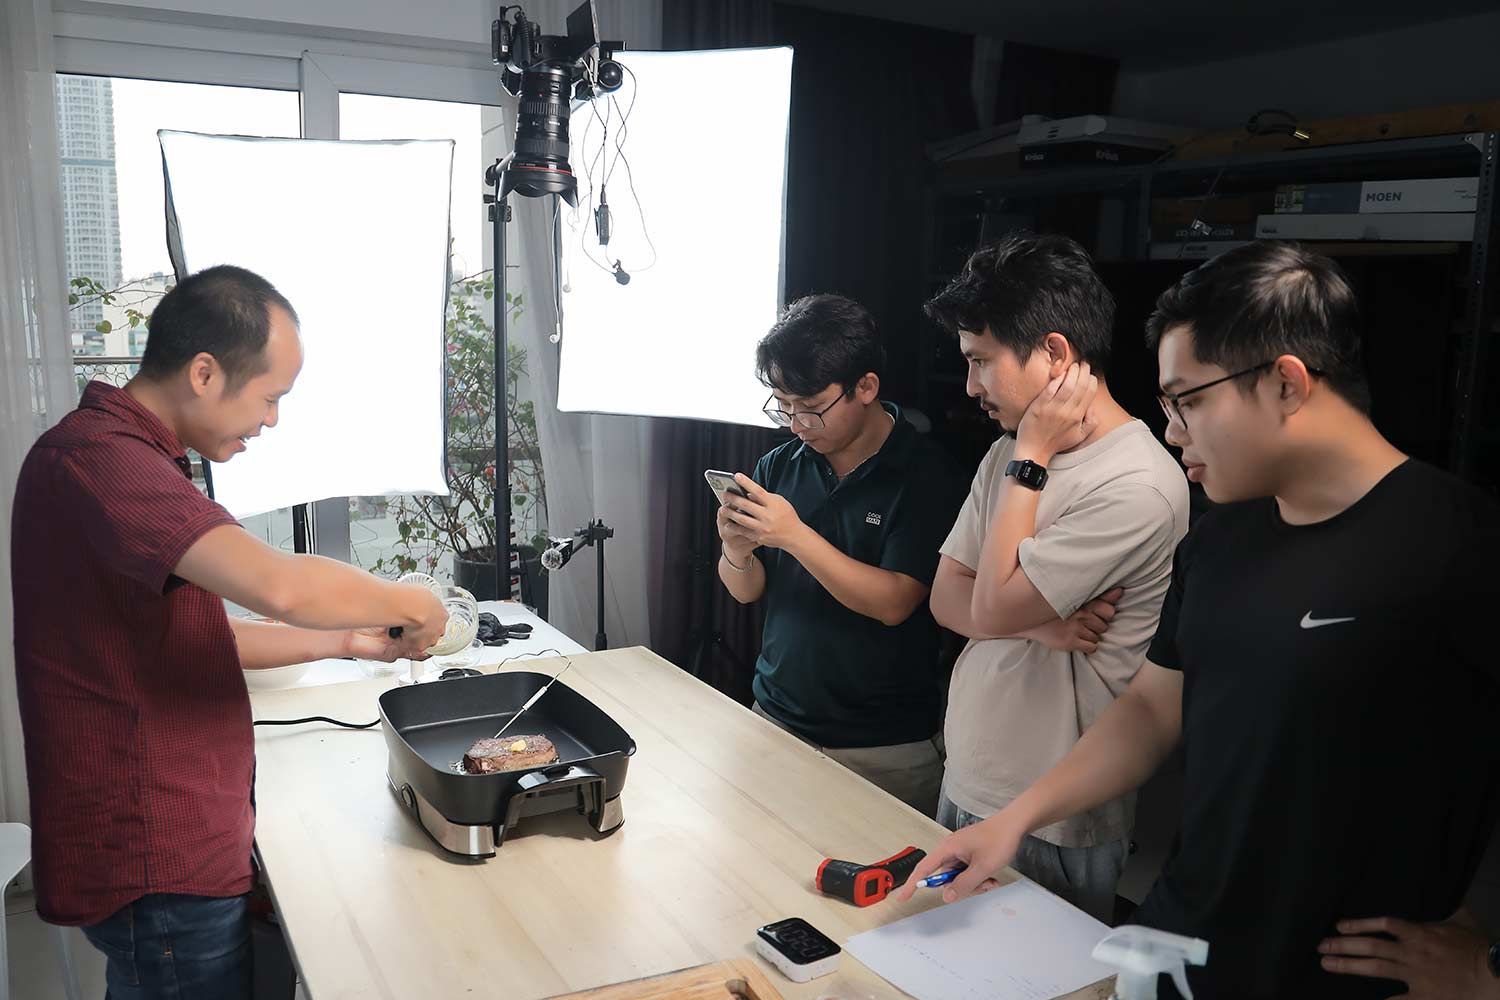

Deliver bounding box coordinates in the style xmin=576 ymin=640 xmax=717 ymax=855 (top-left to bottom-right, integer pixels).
xmin=924 ymin=232 xmax=1115 ymax=375
xmin=755 ymin=294 xmax=886 ymax=398
xmin=1144 ymin=240 xmax=1370 ymax=413
xmin=139 ymin=264 xmax=298 ymax=391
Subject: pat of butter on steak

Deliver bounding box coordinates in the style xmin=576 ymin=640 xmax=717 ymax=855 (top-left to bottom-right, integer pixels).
xmin=462 ymin=735 xmax=559 ymax=774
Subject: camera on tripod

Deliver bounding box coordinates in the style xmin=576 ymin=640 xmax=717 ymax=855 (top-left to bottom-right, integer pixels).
xmin=489 ymin=1 xmax=625 ymax=206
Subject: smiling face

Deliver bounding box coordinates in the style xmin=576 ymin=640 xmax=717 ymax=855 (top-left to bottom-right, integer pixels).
xmin=178 ymin=304 xmax=303 ymax=463
xmin=1156 ymin=323 xmax=1286 ymax=503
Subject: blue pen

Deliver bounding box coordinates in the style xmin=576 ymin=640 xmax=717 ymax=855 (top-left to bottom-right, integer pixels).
xmin=916 ymin=864 xmax=968 ymax=889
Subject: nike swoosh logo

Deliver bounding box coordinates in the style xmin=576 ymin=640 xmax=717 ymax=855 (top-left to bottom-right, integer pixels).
xmin=1300 ymin=612 xmax=1357 ymax=630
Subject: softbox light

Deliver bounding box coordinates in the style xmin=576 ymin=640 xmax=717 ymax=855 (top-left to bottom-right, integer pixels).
xmin=159 ymin=130 xmax=454 ymax=519
xmin=556 ymin=47 xmax=792 ymax=426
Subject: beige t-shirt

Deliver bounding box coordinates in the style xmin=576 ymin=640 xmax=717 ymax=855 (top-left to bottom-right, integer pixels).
xmin=940 ymin=419 xmax=1189 ymax=848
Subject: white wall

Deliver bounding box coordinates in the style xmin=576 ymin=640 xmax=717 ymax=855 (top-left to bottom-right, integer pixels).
xmin=1113 ymin=10 xmax=1500 ymax=130
xmin=61 ymin=0 xmax=493 ymax=50
xmin=55 ymin=0 xmax=653 ymax=62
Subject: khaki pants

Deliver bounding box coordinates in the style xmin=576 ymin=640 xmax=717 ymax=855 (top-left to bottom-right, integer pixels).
xmin=751 ymin=702 xmax=943 ymax=816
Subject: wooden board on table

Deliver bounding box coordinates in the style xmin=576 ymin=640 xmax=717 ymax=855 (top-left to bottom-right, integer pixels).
xmin=548 ymin=959 xmax=785 ymax=1000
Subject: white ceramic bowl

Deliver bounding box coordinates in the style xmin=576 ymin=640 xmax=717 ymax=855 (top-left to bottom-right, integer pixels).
xmin=242 ymin=661 xmax=312 ymax=691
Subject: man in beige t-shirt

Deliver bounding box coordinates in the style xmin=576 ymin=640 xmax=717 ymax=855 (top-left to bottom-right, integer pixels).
xmin=924 ymin=234 xmax=1189 ymax=922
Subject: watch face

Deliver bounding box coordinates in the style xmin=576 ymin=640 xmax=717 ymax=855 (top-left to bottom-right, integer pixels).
xmin=757 ymin=918 xmax=841 ymax=964
xmin=1488 ymin=940 xmax=1500 ymax=978
xmin=1006 ymin=459 xmax=1046 ymax=489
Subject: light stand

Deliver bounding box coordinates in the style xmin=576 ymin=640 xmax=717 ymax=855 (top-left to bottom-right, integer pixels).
xmin=483 ymin=161 xmax=515 ymax=605
xmin=539 ymin=519 xmax=614 ymax=650
xmin=579 ymin=519 xmax=614 ymax=651
xmin=483 ymin=0 xmax=624 ymax=617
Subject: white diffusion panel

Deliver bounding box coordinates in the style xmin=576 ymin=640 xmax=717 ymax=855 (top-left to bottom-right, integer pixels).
xmin=159 ymin=130 xmax=453 ymax=518
xmin=557 ymin=47 xmax=791 ymax=426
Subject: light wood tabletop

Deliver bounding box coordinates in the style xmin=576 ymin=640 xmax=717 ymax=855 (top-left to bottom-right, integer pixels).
xmin=250 ymin=646 xmax=1113 ymax=1000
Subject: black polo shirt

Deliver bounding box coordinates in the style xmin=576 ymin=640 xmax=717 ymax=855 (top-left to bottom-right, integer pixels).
xmin=750 ymin=403 xmax=965 ymax=748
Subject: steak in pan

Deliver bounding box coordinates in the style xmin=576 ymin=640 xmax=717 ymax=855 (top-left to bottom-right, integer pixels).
xmin=462 ymin=735 xmax=559 ymax=774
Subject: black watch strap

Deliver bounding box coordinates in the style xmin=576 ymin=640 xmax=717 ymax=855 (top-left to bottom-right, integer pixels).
xmin=1487 ymin=939 xmax=1500 ymax=979
xmin=1005 ymin=458 xmax=1049 ymax=491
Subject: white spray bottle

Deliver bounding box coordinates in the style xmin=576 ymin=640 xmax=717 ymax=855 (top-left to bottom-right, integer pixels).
xmin=1091 ymin=925 xmax=1209 ymax=1000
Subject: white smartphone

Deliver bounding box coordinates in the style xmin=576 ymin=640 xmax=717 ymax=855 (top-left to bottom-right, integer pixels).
xmin=704 ymin=469 xmax=751 ymax=507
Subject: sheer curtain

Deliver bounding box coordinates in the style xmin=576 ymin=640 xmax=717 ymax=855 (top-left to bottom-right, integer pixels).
xmin=507 ymin=0 xmax=663 ymax=650
xmin=0 ymin=0 xmax=79 ymax=824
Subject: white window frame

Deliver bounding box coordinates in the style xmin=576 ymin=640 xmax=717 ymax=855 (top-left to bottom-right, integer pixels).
xmin=51 ymin=15 xmax=506 ymax=562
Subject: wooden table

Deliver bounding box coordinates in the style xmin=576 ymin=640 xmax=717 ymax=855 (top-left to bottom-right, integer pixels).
xmin=250 ymin=647 xmax=1112 ymax=1000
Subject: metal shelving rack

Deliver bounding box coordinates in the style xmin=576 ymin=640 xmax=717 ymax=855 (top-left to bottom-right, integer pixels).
xmin=925 ymin=131 xmax=1500 ymax=488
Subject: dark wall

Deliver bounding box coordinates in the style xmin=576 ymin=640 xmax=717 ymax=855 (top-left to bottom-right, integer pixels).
xmin=771 ymin=3 xmax=976 ymax=403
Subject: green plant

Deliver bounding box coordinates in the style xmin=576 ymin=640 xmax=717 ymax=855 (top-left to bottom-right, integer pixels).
xmin=68 ymin=275 xmax=172 ymax=394
xmin=68 ymin=275 xmax=163 ymax=334
xmin=368 ymin=272 xmax=548 ymax=579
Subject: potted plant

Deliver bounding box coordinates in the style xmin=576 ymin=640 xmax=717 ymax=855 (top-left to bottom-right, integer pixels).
xmin=367 ymin=273 xmax=549 ymax=612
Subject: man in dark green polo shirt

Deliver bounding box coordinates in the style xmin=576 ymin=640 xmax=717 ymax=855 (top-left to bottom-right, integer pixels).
xmin=717 ymin=294 xmax=965 ymax=814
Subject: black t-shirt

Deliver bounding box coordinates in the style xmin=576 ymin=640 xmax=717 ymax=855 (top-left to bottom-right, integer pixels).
xmin=1137 ymin=460 xmax=1500 ymax=1000
xmin=751 ymin=403 xmax=965 ymax=748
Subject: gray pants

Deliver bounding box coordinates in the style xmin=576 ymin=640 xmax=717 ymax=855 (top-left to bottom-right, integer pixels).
xmin=937 ymin=784 xmax=1126 ymax=925
xmin=751 ymin=702 xmax=943 ymax=816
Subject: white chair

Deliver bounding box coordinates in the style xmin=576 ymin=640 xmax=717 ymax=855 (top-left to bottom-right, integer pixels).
xmin=0 ymin=823 xmax=81 ymax=1000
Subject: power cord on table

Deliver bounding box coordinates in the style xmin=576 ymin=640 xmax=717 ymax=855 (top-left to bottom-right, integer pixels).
xmin=497 ymin=648 xmax=570 ymax=667
xmin=254 ymin=716 xmax=379 ymax=729
xmin=251 ymin=651 xmax=575 ymax=730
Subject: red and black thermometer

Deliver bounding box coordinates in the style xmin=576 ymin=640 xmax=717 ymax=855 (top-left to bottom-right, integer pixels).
xmin=815 ymin=847 xmax=927 ymax=907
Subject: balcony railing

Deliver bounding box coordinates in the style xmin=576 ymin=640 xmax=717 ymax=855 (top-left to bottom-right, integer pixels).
xmin=73 ymin=355 xmax=140 ymax=390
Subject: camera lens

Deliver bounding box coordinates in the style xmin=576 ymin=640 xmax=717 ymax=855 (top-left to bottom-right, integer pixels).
xmin=510 ymin=63 xmax=577 ymax=202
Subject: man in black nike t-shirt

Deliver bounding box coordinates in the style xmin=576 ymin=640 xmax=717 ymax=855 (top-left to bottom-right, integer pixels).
xmin=903 ymin=240 xmax=1500 ymax=1000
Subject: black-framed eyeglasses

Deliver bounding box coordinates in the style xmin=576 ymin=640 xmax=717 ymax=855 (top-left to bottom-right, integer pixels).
xmin=1157 ymin=361 xmax=1326 ymax=431
xmin=763 ymin=391 xmax=848 ymax=431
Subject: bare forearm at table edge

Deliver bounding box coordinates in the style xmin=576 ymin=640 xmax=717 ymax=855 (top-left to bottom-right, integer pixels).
xmin=781 ymin=524 xmax=927 ymax=627
xmin=230 ymin=617 xmax=346 ymax=670
xmin=1005 ymin=669 xmax=1182 ymax=834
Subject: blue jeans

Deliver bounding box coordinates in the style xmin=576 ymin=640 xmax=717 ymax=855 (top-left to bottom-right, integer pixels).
xmin=937 ymin=785 xmax=1127 ymax=925
xmin=81 ymin=893 xmax=251 ymax=1000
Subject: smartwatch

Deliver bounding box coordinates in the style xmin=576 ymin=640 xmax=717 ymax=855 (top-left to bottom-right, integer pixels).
xmin=1005 ymin=458 xmax=1049 ymax=491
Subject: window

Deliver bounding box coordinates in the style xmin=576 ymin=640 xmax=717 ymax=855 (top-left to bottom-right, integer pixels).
xmin=52 ymin=53 xmax=517 ymax=571
xmin=336 ymin=93 xmax=552 ymax=593
xmin=337 ymin=93 xmax=547 ymax=595
xmin=57 ymin=75 xmax=301 ymax=550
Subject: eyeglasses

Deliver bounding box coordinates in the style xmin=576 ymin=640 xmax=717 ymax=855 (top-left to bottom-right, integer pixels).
xmin=1157 ymin=361 xmax=1326 ymax=432
xmin=763 ymin=392 xmax=848 ymax=431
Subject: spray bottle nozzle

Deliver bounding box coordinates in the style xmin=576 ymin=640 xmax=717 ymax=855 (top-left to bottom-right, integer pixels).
xmin=1092 ymin=925 xmax=1209 ymax=1000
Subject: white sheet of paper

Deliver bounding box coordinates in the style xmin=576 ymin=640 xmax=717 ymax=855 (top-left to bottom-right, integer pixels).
xmin=845 ymin=878 xmax=1116 ymax=1000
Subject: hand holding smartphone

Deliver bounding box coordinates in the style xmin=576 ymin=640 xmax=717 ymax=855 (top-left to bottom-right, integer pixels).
xmin=704 ymin=469 xmax=751 ymax=507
